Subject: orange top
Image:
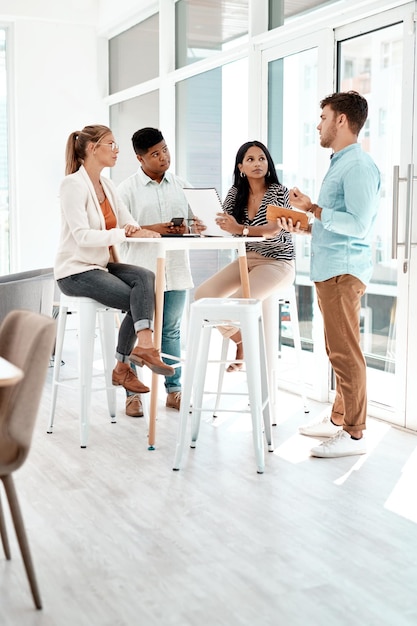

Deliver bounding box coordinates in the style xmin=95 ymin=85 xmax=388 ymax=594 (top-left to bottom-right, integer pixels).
xmin=100 ymin=196 xmax=117 ymax=230
xmin=100 ymin=196 xmax=117 ymax=262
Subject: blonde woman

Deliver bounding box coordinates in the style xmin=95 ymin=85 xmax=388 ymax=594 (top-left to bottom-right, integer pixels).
xmin=55 ymin=124 xmax=174 ymax=395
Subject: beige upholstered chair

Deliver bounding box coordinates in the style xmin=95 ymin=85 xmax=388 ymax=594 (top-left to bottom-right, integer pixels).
xmin=0 ymin=310 xmax=56 ymax=610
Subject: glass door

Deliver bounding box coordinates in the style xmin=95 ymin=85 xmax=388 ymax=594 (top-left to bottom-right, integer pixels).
xmin=262 ymin=3 xmax=417 ymax=429
xmin=335 ymin=4 xmax=417 ymax=428
xmin=262 ymin=29 xmax=336 ymax=403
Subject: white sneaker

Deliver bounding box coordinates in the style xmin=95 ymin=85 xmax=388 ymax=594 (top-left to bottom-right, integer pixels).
xmin=299 ymin=414 xmax=342 ymax=438
xmin=310 ymin=430 xmax=366 ymax=458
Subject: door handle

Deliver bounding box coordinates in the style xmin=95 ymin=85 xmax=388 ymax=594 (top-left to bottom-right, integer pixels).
xmin=391 ymin=165 xmax=400 ymax=260
xmin=392 ymin=164 xmax=415 ymax=273
xmin=404 ymin=163 xmax=414 ymax=274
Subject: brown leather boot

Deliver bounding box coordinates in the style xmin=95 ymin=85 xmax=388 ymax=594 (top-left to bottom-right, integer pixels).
xmin=125 ymin=394 xmax=144 ymax=417
xmin=112 ymin=368 xmax=150 ymax=394
xmin=166 ymin=391 xmax=181 ymax=411
xmin=129 ymin=346 xmax=175 ymax=376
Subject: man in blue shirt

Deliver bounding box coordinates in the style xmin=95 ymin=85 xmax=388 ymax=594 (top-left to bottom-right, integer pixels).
xmin=285 ymin=91 xmax=380 ymax=458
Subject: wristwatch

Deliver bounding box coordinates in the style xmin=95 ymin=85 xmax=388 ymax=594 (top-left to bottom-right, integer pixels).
xmin=242 ymin=226 xmax=249 ymax=237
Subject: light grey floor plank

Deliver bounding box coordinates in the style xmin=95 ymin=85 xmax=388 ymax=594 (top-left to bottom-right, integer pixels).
xmin=1 ymin=331 xmax=417 ymax=625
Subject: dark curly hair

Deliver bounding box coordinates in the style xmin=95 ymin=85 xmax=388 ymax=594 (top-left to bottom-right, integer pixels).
xmin=131 ymin=127 xmax=164 ymax=155
xmin=231 ymin=141 xmax=280 ymax=224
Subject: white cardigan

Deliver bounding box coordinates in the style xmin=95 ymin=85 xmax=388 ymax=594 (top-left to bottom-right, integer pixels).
xmin=54 ymin=166 xmax=139 ymax=280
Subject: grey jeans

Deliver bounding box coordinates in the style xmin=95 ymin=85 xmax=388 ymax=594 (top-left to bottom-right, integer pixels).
xmin=57 ymin=263 xmax=155 ymax=361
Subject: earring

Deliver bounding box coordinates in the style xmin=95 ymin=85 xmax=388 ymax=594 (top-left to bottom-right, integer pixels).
xmin=240 ymin=171 xmax=246 ymax=178
xmin=267 ymin=171 xmax=270 ymax=177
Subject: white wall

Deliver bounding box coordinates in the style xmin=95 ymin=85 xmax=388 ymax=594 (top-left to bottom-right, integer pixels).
xmin=1 ymin=1 xmax=107 ymax=271
xmin=98 ymin=0 xmax=156 ymax=36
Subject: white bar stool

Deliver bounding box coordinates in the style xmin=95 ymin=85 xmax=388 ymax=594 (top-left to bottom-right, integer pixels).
xmin=47 ymin=294 xmax=117 ymax=448
xmin=263 ymin=285 xmax=309 ymax=421
xmin=213 ymin=285 xmax=309 ymax=425
xmin=172 ymin=298 xmax=273 ymax=474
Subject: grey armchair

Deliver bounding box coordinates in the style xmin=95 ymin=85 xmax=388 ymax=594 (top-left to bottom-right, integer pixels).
xmin=0 ymin=268 xmax=55 ymax=323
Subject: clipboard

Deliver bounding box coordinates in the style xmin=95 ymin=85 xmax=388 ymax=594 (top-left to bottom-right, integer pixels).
xmin=183 ymin=188 xmax=227 ymax=237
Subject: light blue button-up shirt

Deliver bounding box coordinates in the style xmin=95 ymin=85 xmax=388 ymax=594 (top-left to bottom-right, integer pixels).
xmin=311 ymin=143 xmax=380 ymax=285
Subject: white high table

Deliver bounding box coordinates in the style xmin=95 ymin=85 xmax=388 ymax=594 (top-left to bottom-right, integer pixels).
xmin=129 ymin=236 xmax=263 ymax=449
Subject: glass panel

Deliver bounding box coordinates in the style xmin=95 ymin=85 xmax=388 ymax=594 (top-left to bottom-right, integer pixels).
xmin=0 ymin=29 xmax=9 ymax=275
xmin=109 ymin=91 xmax=159 ymax=186
xmin=175 ymin=0 xmax=248 ymax=69
xmin=338 ymin=24 xmax=402 ymax=387
xmin=176 ymin=57 xmax=248 ymax=293
xmin=268 ymin=47 xmax=318 ymax=350
xmin=176 ymin=57 xmax=248 ymax=195
xmin=284 ymin=0 xmax=339 ymax=21
xmin=109 ymin=14 xmax=159 ymax=94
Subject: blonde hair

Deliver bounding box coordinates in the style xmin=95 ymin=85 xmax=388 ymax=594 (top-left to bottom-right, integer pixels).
xmin=65 ymin=124 xmax=112 ymax=175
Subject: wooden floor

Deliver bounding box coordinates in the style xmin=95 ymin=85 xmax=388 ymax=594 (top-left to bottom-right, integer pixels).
xmin=1 ymin=329 xmax=417 ymax=626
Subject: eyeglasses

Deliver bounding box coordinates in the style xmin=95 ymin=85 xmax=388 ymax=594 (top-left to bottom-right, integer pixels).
xmin=96 ymin=141 xmax=119 ymax=152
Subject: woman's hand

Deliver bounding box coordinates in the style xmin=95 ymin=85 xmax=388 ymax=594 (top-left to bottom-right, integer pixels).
xmin=262 ymin=220 xmax=283 ymax=237
xmin=128 ymin=228 xmax=161 ymax=239
xmin=215 ymin=212 xmax=240 ymax=234
xmin=124 ymin=224 xmax=141 ymax=237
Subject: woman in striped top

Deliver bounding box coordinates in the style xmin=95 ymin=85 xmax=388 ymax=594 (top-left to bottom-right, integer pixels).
xmin=194 ymin=140 xmax=295 ymax=371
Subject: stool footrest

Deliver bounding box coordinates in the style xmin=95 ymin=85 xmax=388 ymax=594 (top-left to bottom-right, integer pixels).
xmin=173 ymin=297 xmax=273 ymax=473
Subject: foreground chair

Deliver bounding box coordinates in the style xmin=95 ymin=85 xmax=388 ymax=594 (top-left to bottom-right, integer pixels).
xmin=0 ymin=310 xmax=56 ymax=610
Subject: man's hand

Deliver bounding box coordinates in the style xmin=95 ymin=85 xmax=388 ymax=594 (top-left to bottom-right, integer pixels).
xmin=166 ymin=220 xmax=187 ymax=235
xmin=276 ymin=216 xmax=310 ymax=235
xmin=289 ymin=187 xmax=311 ymax=212
xmin=190 ymin=216 xmax=207 ymax=235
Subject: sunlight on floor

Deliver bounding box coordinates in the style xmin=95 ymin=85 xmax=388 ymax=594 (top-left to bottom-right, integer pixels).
xmin=385 ymin=443 xmax=417 ymax=523
xmin=272 ymin=432 xmax=315 ymax=463
xmin=333 ymin=419 xmax=391 ymax=485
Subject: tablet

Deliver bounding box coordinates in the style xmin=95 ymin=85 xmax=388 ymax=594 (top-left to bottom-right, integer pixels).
xmin=266 ymin=204 xmax=309 ymax=231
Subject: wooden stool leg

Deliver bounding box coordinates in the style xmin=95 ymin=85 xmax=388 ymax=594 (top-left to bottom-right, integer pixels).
xmin=0 ymin=489 xmax=11 ymax=559
xmin=2 ymin=476 xmax=42 ymax=610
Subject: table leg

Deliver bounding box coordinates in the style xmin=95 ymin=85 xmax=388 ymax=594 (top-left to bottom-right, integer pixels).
xmin=148 ymin=255 xmax=165 ymax=450
xmin=237 ymin=245 xmax=251 ymax=298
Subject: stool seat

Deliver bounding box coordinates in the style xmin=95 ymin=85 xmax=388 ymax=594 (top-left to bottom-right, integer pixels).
xmin=173 ymin=298 xmax=273 ymax=474
xmin=47 ymin=294 xmax=118 ymax=447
